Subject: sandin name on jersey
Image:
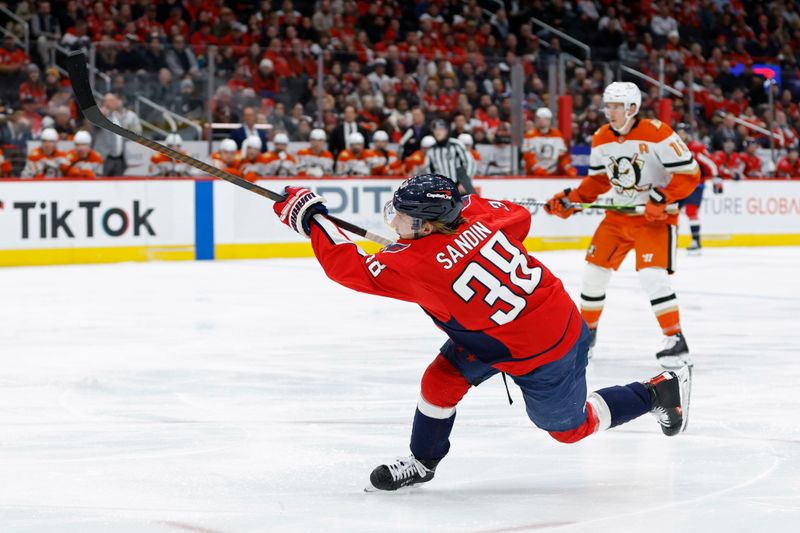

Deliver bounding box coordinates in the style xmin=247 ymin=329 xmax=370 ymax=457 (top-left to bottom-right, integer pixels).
xmin=435 ymin=221 xmax=493 ymax=270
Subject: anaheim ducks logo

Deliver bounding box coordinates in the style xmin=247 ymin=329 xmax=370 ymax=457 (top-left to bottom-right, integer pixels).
xmin=606 ymin=154 xmax=648 ymax=197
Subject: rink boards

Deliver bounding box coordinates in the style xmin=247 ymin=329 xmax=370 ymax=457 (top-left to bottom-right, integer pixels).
xmin=1 ymin=177 xmax=799 ymax=266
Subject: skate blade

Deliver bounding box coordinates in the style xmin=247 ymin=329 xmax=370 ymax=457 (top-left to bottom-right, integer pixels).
xmin=676 ymin=364 xmax=693 ymax=433
xmin=658 ymin=354 xmax=692 ymax=370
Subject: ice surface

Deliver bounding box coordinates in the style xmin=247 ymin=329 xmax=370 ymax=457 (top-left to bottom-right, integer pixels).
xmin=1 ymin=248 xmax=799 ymax=532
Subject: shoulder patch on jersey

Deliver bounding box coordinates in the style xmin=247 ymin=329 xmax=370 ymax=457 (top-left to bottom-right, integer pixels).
xmin=382 ymin=242 xmax=410 ymax=254
xmin=592 ymin=125 xmax=617 ymax=147
xmin=633 ymin=119 xmax=673 ymax=143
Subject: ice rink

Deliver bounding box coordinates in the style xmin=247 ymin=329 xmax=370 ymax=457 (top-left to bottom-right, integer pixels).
xmin=1 ymin=247 xmax=799 ymax=533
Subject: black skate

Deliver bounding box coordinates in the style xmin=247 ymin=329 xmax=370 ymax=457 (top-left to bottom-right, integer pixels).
xmin=656 ymin=332 xmax=691 ymax=369
xmin=646 ymin=367 xmax=692 ymax=436
xmin=587 ymin=328 xmax=597 ymax=359
xmin=687 ymin=239 xmax=702 ymax=255
xmin=365 ymin=455 xmax=439 ymax=492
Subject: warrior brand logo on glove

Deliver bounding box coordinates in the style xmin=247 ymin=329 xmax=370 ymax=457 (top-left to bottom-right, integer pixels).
xmin=273 ymin=186 xmax=328 ymax=237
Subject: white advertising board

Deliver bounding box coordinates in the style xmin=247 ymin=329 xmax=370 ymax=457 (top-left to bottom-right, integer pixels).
xmin=0 ymin=180 xmax=195 ymax=250
xmin=215 ymin=177 xmax=800 ymax=248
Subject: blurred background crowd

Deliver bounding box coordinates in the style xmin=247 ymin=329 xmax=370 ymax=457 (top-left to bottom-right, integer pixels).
xmin=1 ymin=0 xmax=800 ymax=179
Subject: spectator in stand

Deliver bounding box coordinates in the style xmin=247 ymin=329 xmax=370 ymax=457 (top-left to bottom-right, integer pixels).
xmin=330 ymin=105 xmax=370 ymax=159
xmin=52 ymin=105 xmax=76 ymax=140
xmin=775 ymin=148 xmax=800 ymax=178
xmin=370 ymin=130 xmax=404 ymax=176
xmin=713 ymin=139 xmax=745 ymax=181
xmin=711 ymin=113 xmax=744 ymax=151
xmin=772 ymin=110 xmax=799 ymax=150
xmin=367 ymin=59 xmax=391 ymax=93
xmin=149 ymin=68 xmax=179 ymax=110
xmin=336 ymin=132 xmax=377 ymax=176
xmin=115 ymin=34 xmax=147 ymax=72
xmin=618 ymin=32 xmax=648 ymax=68
xmin=19 ymin=64 xmax=48 ymax=111
xmin=296 ymin=128 xmax=334 ymax=177
xmin=267 ymin=103 xmax=295 ymax=139
xmin=312 ymin=0 xmax=334 ymax=33
xmin=19 ymin=97 xmax=43 ymax=138
xmin=142 ymin=33 xmax=167 ymax=72
xmin=522 ymin=108 xmax=577 ymax=176
xmin=43 ymin=66 xmax=65 ymax=100
xmin=61 ymin=18 xmax=92 ymax=51
xmin=398 ymin=107 xmax=430 ymax=160
xmin=172 ymin=78 xmax=203 ymax=120
xmin=163 ymin=6 xmax=189 ymax=39
xmin=4 ymin=110 xmax=34 ymax=150
xmin=165 ymin=35 xmax=199 ymax=79
xmin=252 ymin=58 xmax=280 ymax=98
xmin=150 ymin=133 xmax=191 ymax=176
xmin=212 ymin=86 xmax=238 ymax=124
xmin=31 ymin=1 xmax=60 ymax=64
xmin=239 ymin=135 xmax=269 ymax=182
xmin=63 ymin=130 xmax=104 ymax=178
xmin=208 ymin=138 xmax=241 ymax=176
xmin=263 ymin=133 xmax=297 ymax=176
xmin=738 ymin=138 xmax=763 ymax=178
xmin=287 ymin=103 xmax=310 ymax=142
xmin=94 ymin=93 xmax=142 ymax=176
xmin=650 ymin=3 xmax=679 ymax=46
xmin=22 ymin=127 xmax=66 ymax=179
xmin=230 ymin=107 xmax=268 ymax=151
xmin=0 ymin=34 xmax=29 ymax=77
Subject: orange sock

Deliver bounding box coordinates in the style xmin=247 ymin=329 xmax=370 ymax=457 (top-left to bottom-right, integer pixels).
xmin=655 ymin=309 xmax=681 ymax=335
xmin=580 ymin=307 xmax=603 ymax=330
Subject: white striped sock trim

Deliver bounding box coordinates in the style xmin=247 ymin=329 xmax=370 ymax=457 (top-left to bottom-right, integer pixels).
xmin=587 ymin=392 xmax=612 ymax=432
xmin=651 ymin=300 xmax=679 ymax=314
xmin=417 ymin=393 xmax=456 ymax=420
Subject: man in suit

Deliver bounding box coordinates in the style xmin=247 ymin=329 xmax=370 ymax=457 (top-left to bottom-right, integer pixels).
xmin=230 ymin=107 xmax=269 ymax=152
xmin=399 ymin=107 xmax=430 ymax=159
xmin=329 ymin=105 xmax=369 ymax=159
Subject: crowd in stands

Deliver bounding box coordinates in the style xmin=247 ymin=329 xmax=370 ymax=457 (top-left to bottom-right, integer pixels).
xmin=1 ymin=0 xmax=800 ymax=178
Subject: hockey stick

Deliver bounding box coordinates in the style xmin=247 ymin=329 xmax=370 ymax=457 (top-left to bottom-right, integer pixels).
xmin=65 ymin=50 xmax=393 ymax=246
xmin=513 ymin=198 xmax=680 ymax=215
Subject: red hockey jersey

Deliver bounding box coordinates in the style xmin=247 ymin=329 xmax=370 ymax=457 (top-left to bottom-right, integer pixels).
xmin=308 ymin=195 xmax=583 ymax=375
xmin=687 ymin=141 xmax=719 ymax=182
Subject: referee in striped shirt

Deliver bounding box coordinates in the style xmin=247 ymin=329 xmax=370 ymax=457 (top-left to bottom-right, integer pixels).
xmin=424 ymin=119 xmax=477 ymax=194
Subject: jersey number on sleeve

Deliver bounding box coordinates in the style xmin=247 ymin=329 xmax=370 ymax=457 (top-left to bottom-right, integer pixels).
xmin=452 ymin=231 xmax=542 ymax=325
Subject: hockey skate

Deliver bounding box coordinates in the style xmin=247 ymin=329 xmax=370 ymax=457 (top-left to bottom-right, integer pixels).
xmin=365 ymin=455 xmax=439 ymax=492
xmin=646 ymin=367 xmax=692 ymax=436
xmin=656 ymin=332 xmax=691 ymax=369
xmin=687 ymin=239 xmax=702 ymax=255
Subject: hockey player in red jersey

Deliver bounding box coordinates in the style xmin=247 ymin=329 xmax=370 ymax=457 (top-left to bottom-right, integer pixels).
xmin=272 ymin=174 xmax=692 ymax=491
xmin=675 ymin=123 xmax=722 ymax=252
